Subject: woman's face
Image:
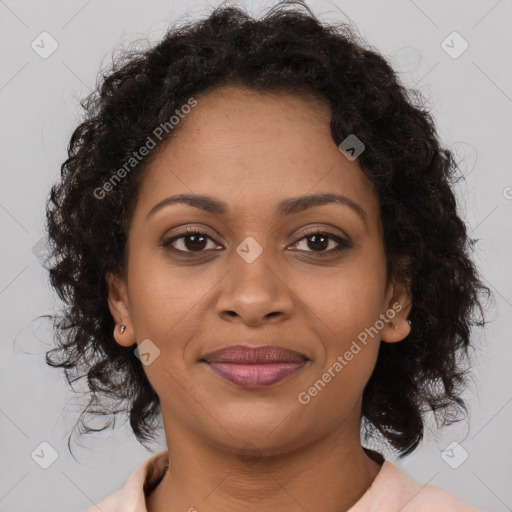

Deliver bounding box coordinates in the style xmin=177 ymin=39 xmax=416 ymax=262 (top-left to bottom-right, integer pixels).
xmin=108 ymin=85 xmax=411 ymax=456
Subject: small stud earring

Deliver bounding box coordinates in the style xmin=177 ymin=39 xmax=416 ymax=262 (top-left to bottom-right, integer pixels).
xmin=119 ymin=325 xmax=126 ymax=334
xmin=407 ymin=319 xmax=412 ymax=326
xmin=392 ymin=323 xmax=399 ymax=330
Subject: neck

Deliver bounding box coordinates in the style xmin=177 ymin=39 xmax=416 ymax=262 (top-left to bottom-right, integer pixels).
xmin=146 ymin=422 xmax=382 ymax=512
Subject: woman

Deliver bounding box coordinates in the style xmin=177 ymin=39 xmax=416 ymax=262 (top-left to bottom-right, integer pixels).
xmin=44 ymin=1 xmax=490 ymax=510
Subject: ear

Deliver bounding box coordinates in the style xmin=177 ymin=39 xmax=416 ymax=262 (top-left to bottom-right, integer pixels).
xmin=380 ymin=273 xmax=413 ymax=343
xmin=106 ymin=271 xmax=136 ymax=347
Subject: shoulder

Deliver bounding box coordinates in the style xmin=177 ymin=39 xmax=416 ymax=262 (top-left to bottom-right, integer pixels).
xmin=400 ymin=478 xmax=480 ymax=512
xmin=349 ymin=461 xmax=480 ymax=512
xmin=80 ymin=449 xmax=169 ymax=512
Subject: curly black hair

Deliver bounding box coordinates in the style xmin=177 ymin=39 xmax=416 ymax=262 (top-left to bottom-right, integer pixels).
xmin=44 ymin=0 xmax=491 ymax=457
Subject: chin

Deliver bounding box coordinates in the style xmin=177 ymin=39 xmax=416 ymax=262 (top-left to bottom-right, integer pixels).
xmin=203 ymin=414 xmax=314 ymax=456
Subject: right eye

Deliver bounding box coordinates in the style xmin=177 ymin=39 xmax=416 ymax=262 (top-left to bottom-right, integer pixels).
xmin=161 ymin=228 xmax=222 ymax=255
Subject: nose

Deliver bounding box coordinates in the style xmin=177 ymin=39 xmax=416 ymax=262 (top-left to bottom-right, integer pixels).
xmin=215 ymin=251 xmax=294 ymax=327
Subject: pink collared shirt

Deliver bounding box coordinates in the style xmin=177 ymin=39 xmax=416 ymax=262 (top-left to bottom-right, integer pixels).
xmin=82 ymin=449 xmax=480 ymax=512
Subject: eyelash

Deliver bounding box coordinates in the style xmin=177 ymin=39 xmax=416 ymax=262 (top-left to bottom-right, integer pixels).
xmin=161 ymin=226 xmax=351 ymax=258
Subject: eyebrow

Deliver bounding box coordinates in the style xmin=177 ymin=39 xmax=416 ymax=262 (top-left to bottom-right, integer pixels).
xmin=146 ymin=192 xmax=367 ymax=226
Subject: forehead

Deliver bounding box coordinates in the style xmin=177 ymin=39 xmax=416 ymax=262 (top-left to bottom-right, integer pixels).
xmin=135 ymin=86 xmax=379 ymax=225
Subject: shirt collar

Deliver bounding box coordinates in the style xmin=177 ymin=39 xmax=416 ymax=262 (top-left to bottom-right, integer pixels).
xmin=117 ymin=449 xmax=169 ymax=511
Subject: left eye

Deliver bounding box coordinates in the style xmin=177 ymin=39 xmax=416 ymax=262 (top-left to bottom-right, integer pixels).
xmin=290 ymin=232 xmax=350 ymax=256
xmin=162 ymin=230 xmax=349 ymax=256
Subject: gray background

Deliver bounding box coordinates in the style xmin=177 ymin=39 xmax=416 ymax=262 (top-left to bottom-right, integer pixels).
xmin=1 ymin=0 xmax=511 ymax=510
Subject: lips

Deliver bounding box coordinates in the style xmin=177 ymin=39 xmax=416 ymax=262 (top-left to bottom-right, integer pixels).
xmin=201 ymin=345 xmax=308 ymax=364
xmin=200 ymin=345 xmax=309 ymax=388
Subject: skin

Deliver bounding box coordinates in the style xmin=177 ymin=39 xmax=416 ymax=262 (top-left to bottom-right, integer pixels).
xmin=107 ymin=85 xmax=412 ymax=512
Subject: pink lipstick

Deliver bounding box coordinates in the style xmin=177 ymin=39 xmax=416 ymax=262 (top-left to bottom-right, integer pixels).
xmin=200 ymin=345 xmax=308 ymax=389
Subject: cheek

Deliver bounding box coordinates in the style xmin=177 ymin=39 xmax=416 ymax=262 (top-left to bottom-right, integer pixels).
xmin=126 ymin=258 xmax=197 ymax=405
xmin=295 ymin=277 xmax=384 ymax=421
xmin=293 ymin=245 xmax=387 ymax=388
xmin=127 ymin=249 xmax=208 ymax=336
xmin=296 ymin=246 xmax=388 ymax=337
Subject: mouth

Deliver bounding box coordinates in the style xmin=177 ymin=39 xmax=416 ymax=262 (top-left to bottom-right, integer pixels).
xmin=199 ymin=345 xmax=309 ymax=389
